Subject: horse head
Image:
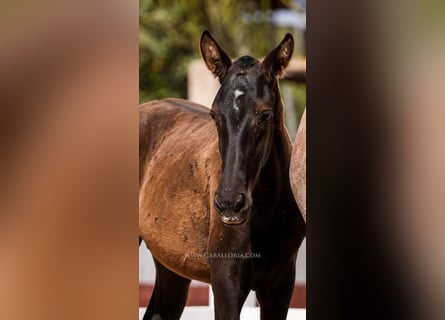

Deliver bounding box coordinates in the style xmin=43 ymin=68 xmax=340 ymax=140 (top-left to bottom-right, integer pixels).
xmin=200 ymin=31 xmax=294 ymax=226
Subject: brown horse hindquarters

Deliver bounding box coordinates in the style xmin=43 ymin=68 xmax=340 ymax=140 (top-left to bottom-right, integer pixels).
xmin=139 ymin=99 xmax=220 ymax=283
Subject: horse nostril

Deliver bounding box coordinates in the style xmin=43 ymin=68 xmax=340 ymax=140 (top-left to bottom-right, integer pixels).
xmin=215 ymin=192 xmax=247 ymax=213
xmin=234 ymin=193 xmax=246 ymax=212
xmin=214 ymin=194 xmax=224 ymax=213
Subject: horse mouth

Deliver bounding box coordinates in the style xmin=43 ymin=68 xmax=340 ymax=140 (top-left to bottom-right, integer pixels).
xmin=221 ymin=214 xmax=247 ymax=225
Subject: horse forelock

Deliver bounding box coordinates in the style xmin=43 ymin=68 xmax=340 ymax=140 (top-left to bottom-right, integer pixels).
xmin=234 ymin=55 xmax=258 ymax=71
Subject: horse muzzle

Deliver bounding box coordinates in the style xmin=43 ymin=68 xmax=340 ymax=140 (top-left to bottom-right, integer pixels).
xmin=214 ymin=192 xmax=249 ymax=226
xmin=220 ymin=212 xmax=248 ymax=225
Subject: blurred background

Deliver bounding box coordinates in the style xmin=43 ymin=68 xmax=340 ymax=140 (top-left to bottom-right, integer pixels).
xmin=139 ymin=0 xmax=306 ymax=136
xmin=138 ymin=0 xmax=307 ymax=314
xmin=2 ymin=0 xmax=445 ymax=319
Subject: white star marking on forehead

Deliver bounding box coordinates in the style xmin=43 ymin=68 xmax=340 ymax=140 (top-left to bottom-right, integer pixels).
xmin=234 ymin=89 xmax=244 ymax=99
xmin=233 ymin=90 xmax=244 ymax=113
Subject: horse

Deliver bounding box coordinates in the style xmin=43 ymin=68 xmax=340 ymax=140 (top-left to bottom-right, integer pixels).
xmin=290 ymin=109 xmax=306 ymax=222
xmin=139 ymin=30 xmax=306 ymax=320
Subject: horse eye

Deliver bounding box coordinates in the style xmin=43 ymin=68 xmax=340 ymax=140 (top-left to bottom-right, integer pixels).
xmin=261 ymin=110 xmax=273 ymax=122
xmin=210 ymin=111 xmax=216 ymax=120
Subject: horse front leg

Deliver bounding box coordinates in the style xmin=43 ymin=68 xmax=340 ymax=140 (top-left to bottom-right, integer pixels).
xmin=210 ymin=257 xmax=250 ymax=320
xmin=143 ymin=258 xmax=191 ymax=320
xmin=209 ymin=227 xmax=252 ymax=320
xmin=256 ymin=260 xmax=296 ymax=320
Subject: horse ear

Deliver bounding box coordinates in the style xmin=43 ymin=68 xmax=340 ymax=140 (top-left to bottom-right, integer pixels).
xmin=200 ymin=30 xmax=232 ymax=83
xmin=261 ymin=33 xmax=294 ymax=79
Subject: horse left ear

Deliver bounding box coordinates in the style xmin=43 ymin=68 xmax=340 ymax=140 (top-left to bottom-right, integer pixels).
xmin=261 ymin=33 xmax=294 ymax=79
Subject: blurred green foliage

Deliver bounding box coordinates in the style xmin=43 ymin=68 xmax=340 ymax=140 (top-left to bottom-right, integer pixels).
xmin=139 ymin=0 xmax=306 ymax=126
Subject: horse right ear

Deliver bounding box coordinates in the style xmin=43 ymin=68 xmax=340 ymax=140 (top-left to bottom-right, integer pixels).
xmin=200 ymin=31 xmax=232 ymax=83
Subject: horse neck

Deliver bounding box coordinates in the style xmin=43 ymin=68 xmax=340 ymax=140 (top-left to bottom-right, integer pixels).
xmin=271 ymin=88 xmax=292 ymax=172
xmin=273 ymin=81 xmax=291 ymax=154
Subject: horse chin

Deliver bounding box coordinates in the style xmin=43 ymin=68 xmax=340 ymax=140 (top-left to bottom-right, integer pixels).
xmin=220 ymin=212 xmax=248 ymax=226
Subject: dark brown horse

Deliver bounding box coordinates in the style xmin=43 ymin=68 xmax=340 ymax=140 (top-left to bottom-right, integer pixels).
xmin=139 ymin=31 xmax=306 ymax=320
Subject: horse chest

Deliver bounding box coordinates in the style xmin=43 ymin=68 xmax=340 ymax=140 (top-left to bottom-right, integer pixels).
xmin=253 ymin=210 xmax=300 ymax=253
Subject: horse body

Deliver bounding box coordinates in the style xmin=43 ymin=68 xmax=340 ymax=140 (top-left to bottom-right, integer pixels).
xmin=139 ymin=98 xmax=303 ymax=283
xmin=139 ymin=98 xmax=219 ymax=282
xmin=139 ymin=31 xmax=306 ymax=320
